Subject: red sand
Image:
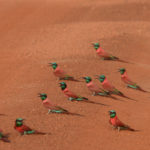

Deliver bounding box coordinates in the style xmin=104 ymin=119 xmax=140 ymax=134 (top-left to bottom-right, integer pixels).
xmin=0 ymin=0 xmax=150 ymax=149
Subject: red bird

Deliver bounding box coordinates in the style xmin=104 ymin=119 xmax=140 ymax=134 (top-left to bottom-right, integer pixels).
xmin=49 ymin=62 xmax=79 ymax=81
xmin=119 ymin=68 xmax=147 ymax=92
xmin=38 ymin=93 xmax=81 ymax=116
xmin=14 ymin=118 xmax=47 ymax=135
xmin=59 ymin=82 xmax=88 ymax=101
xmin=92 ymin=43 xmax=128 ymax=63
xmin=109 ymin=110 xmax=135 ymax=131
xmin=98 ymin=75 xmax=124 ymax=96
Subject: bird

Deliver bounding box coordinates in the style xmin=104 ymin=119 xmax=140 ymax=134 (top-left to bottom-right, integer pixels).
xmin=0 ymin=129 xmax=10 ymax=143
xmin=59 ymin=82 xmax=88 ymax=101
xmin=82 ymin=76 xmax=110 ymax=96
xmin=119 ymin=68 xmax=147 ymax=92
xmin=96 ymin=75 xmax=126 ymax=97
xmin=14 ymin=118 xmax=47 ymax=135
xmin=92 ymin=43 xmax=127 ymax=63
xmin=49 ymin=62 xmax=79 ymax=81
xmin=38 ymin=93 xmax=81 ymax=116
xmin=109 ymin=110 xmax=135 ymax=131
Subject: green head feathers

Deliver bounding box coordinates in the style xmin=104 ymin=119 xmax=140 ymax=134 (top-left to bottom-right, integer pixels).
xmin=16 ymin=118 xmax=24 ymax=126
xmin=50 ymin=62 xmax=58 ymax=70
xmin=39 ymin=93 xmax=47 ymax=100
xmin=99 ymin=75 xmax=106 ymax=82
xmin=93 ymin=43 xmax=100 ymax=50
xmin=119 ymin=68 xmax=126 ymax=75
xmin=109 ymin=110 xmax=116 ymax=118
xmin=83 ymin=76 xmax=92 ymax=83
xmin=59 ymin=82 xmax=67 ymax=90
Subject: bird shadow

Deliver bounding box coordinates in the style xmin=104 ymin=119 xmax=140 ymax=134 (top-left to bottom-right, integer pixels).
xmin=117 ymin=94 xmax=137 ymax=101
xmin=49 ymin=112 xmax=84 ymax=117
xmin=82 ymin=100 xmax=109 ymax=106
xmin=0 ymin=114 xmax=7 ymax=116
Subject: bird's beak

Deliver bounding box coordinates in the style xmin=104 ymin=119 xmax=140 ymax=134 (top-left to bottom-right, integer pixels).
xmin=82 ymin=77 xmax=86 ymax=79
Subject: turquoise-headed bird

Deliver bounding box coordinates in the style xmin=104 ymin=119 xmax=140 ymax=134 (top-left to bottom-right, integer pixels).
xmin=38 ymin=93 xmax=81 ymax=116
xmin=96 ymin=75 xmax=133 ymax=100
xmin=59 ymin=82 xmax=88 ymax=101
xmin=49 ymin=62 xmax=79 ymax=81
xmin=109 ymin=110 xmax=136 ymax=132
xmin=14 ymin=118 xmax=47 ymax=135
xmin=119 ymin=68 xmax=147 ymax=92
xmin=92 ymin=43 xmax=128 ymax=63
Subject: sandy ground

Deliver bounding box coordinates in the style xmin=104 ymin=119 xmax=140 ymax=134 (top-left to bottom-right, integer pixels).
xmin=0 ymin=0 xmax=150 ymax=149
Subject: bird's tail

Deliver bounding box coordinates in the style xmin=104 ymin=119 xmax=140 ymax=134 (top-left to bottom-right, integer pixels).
xmin=127 ymin=84 xmax=149 ymax=93
xmin=128 ymin=127 xmax=140 ymax=132
xmin=113 ymin=89 xmax=136 ymax=101
xmin=1 ymin=138 xmax=10 ymax=143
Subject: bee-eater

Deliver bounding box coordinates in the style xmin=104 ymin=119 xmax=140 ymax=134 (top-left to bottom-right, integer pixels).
xmin=14 ymin=118 xmax=47 ymax=135
xmin=92 ymin=43 xmax=127 ymax=63
xmin=97 ymin=75 xmax=129 ymax=98
xmin=59 ymin=82 xmax=88 ymax=101
xmin=109 ymin=110 xmax=135 ymax=131
xmin=119 ymin=68 xmax=147 ymax=92
xmin=49 ymin=62 xmax=79 ymax=81
xmin=38 ymin=93 xmax=81 ymax=115
xmin=0 ymin=129 xmax=10 ymax=143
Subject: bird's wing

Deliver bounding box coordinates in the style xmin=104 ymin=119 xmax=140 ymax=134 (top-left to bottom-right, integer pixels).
xmin=122 ymin=76 xmax=135 ymax=85
xmin=54 ymin=68 xmax=66 ymax=77
xmin=22 ymin=125 xmax=33 ymax=131
xmin=116 ymin=118 xmax=128 ymax=127
xmin=64 ymin=90 xmax=78 ymax=98
xmin=103 ymin=81 xmax=115 ymax=91
xmin=88 ymin=84 xmax=102 ymax=93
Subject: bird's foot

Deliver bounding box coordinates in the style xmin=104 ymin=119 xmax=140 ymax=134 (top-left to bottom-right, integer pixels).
xmin=117 ymin=127 xmax=121 ymax=132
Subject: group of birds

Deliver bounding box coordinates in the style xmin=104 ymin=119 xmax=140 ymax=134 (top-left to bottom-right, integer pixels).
xmin=0 ymin=42 xmax=146 ymax=143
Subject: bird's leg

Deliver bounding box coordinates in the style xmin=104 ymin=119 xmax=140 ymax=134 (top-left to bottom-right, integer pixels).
xmin=48 ymin=109 xmax=52 ymax=114
xmin=92 ymin=92 xmax=96 ymax=96
xmin=118 ymin=127 xmax=121 ymax=132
